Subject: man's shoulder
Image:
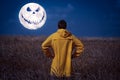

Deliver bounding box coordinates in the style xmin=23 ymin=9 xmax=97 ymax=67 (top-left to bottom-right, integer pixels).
xmin=48 ymin=32 xmax=58 ymax=38
xmin=50 ymin=32 xmax=57 ymax=36
xmin=48 ymin=30 xmax=76 ymax=39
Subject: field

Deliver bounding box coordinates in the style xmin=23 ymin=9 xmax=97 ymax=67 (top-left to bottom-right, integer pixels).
xmin=0 ymin=36 xmax=120 ymax=80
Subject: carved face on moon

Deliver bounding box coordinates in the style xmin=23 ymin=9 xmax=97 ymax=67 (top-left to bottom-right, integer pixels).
xmin=19 ymin=3 xmax=47 ymax=30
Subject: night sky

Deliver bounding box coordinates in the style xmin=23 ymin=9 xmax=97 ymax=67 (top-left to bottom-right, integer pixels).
xmin=0 ymin=0 xmax=120 ymax=37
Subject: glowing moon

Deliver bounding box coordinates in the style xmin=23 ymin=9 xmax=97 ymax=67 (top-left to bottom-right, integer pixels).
xmin=19 ymin=3 xmax=47 ymax=30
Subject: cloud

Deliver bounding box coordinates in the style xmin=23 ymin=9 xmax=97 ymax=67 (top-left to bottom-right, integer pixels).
xmin=116 ymin=0 xmax=120 ymax=8
xmin=47 ymin=4 xmax=74 ymax=19
xmin=54 ymin=4 xmax=74 ymax=13
xmin=67 ymin=4 xmax=74 ymax=11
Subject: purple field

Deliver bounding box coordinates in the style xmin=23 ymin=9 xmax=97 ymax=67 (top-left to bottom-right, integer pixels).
xmin=0 ymin=36 xmax=120 ymax=80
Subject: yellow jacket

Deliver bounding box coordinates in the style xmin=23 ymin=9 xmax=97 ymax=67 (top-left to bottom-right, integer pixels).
xmin=41 ymin=29 xmax=84 ymax=77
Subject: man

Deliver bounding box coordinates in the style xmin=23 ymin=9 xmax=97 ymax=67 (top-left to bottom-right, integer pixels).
xmin=41 ymin=20 xmax=84 ymax=78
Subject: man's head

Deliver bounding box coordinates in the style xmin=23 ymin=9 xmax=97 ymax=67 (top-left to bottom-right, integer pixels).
xmin=58 ymin=20 xmax=67 ymax=29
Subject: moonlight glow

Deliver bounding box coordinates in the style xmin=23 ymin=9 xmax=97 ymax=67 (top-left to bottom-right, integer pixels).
xmin=19 ymin=3 xmax=47 ymax=30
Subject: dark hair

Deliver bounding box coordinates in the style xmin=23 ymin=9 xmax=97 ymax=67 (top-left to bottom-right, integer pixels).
xmin=58 ymin=20 xmax=67 ymax=29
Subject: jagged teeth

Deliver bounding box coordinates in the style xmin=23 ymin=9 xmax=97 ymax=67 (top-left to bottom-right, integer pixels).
xmin=22 ymin=14 xmax=42 ymax=25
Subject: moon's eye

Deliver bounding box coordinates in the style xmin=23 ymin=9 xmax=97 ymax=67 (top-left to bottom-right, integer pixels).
xmin=36 ymin=7 xmax=40 ymax=12
xmin=27 ymin=7 xmax=31 ymax=11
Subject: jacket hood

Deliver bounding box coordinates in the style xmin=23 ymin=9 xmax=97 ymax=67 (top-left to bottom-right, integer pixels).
xmin=57 ymin=29 xmax=72 ymax=38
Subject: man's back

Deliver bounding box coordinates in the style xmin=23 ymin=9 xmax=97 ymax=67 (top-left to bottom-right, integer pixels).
xmin=50 ymin=29 xmax=73 ymax=77
xmin=42 ymin=29 xmax=84 ymax=77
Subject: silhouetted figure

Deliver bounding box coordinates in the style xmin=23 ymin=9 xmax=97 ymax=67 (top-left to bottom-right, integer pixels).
xmin=41 ymin=20 xmax=84 ymax=79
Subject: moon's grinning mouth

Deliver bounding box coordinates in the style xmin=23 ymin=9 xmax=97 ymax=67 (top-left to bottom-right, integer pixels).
xmin=21 ymin=12 xmax=45 ymax=25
